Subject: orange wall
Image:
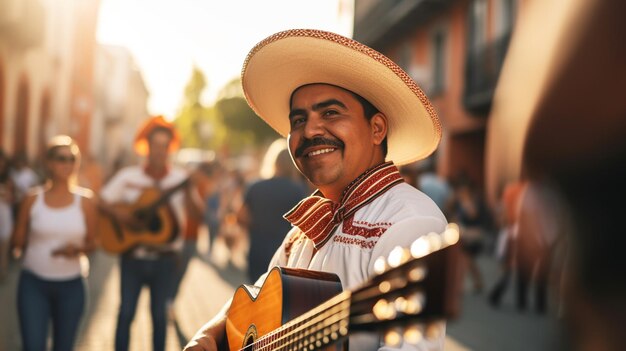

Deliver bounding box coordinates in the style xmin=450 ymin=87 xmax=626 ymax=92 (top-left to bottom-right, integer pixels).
xmin=70 ymin=0 xmax=100 ymax=153
xmin=0 ymin=60 xmax=4 ymax=146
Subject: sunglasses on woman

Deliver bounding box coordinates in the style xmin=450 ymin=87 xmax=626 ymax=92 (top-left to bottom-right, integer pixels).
xmin=51 ymin=155 xmax=76 ymax=164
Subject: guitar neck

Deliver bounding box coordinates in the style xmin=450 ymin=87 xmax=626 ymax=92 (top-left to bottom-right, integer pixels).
xmin=148 ymin=178 xmax=190 ymax=210
xmin=249 ymin=291 xmax=352 ymax=351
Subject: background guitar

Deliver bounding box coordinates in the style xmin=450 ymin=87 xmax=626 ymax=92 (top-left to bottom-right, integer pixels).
xmin=98 ymin=178 xmax=190 ymax=253
xmin=226 ymin=223 xmax=462 ymax=351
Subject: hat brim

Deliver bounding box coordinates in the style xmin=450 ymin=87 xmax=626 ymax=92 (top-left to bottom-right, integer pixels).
xmin=242 ymin=29 xmax=441 ymax=166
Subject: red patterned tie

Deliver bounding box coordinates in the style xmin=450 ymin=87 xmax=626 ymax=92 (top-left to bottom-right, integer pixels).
xmin=284 ymin=162 xmax=403 ymax=249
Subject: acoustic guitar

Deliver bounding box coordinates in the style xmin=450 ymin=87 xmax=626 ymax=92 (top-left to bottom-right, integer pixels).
xmin=226 ymin=223 xmax=462 ymax=351
xmin=99 ymin=178 xmax=190 ymax=254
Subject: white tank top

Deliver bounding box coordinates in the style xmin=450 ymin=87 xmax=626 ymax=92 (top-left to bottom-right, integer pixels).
xmin=22 ymin=191 xmax=87 ymax=280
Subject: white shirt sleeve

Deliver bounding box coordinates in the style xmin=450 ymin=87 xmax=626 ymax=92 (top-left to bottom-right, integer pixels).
xmin=100 ymin=167 xmax=135 ymax=203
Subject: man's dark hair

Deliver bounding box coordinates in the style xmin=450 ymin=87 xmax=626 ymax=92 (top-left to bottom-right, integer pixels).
xmin=349 ymin=91 xmax=388 ymax=157
xmin=147 ymin=126 xmax=174 ymax=142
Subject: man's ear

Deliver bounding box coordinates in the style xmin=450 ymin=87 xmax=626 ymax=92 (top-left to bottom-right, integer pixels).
xmin=371 ymin=112 xmax=388 ymax=146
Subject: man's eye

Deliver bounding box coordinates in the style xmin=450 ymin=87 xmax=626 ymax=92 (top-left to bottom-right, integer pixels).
xmin=323 ymin=109 xmax=339 ymax=116
xmin=291 ymin=117 xmax=305 ymax=126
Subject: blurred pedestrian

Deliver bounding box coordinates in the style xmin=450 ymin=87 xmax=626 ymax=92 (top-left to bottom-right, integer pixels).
xmin=451 ymin=174 xmax=490 ymax=293
xmin=11 ymin=135 xmax=97 ymax=351
xmin=10 ymin=152 xmax=40 ymax=214
xmin=212 ymin=168 xmax=246 ymax=268
xmin=417 ymin=158 xmax=452 ymax=214
xmin=488 ymin=180 xmax=526 ymax=308
xmin=99 ymin=116 xmax=204 ymax=351
xmin=168 ymin=163 xmax=214 ymax=320
xmin=201 ymin=160 xmax=225 ymax=255
xmin=236 ymin=139 xmax=307 ymax=283
xmin=0 ymin=149 xmax=15 ymax=281
xmin=515 ymin=181 xmax=560 ymax=314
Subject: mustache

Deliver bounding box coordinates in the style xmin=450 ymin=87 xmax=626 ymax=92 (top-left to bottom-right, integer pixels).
xmin=294 ymin=137 xmax=344 ymax=158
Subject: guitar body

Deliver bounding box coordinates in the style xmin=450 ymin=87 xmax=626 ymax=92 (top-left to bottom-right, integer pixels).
xmin=99 ymin=187 xmax=178 ymax=253
xmin=227 ymin=267 xmax=345 ymax=351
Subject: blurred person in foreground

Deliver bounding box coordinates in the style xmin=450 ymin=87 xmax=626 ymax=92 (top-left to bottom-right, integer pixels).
xmin=487 ymin=0 xmax=626 ymax=349
xmin=184 ymin=29 xmax=449 ymax=351
xmin=0 ymin=149 xmax=15 ymax=281
xmin=519 ymin=5 xmax=626 ymax=344
xmin=11 ymin=135 xmax=97 ymax=351
xmin=236 ymin=139 xmax=307 ymax=283
xmin=99 ymin=116 xmax=204 ymax=351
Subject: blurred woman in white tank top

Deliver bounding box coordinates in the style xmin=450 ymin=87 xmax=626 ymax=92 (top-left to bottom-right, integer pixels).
xmin=11 ymin=135 xmax=97 ymax=351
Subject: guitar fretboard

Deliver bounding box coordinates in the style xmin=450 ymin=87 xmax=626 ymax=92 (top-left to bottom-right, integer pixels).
xmin=245 ymin=291 xmax=352 ymax=351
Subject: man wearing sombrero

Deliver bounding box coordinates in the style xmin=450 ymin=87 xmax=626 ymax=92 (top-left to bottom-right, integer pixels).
xmin=185 ymin=29 xmax=448 ymax=351
xmin=100 ymin=116 xmax=203 ymax=351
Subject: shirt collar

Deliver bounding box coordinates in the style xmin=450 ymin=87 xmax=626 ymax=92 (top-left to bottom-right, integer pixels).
xmin=284 ymin=161 xmax=404 ymax=249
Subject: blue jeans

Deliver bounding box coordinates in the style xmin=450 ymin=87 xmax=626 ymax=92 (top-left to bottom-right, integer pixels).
xmin=17 ymin=270 xmax=85 ymax=351
xmin=114 ymin=255 xmax=176 ymax=351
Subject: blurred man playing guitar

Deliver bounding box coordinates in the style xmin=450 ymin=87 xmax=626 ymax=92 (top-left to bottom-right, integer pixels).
xmin=99 ymin=116 xmax=203 ymax=351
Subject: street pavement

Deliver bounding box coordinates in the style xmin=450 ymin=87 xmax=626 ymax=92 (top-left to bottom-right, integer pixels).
xmin=0 ymin=231 xmax=562 ymax=351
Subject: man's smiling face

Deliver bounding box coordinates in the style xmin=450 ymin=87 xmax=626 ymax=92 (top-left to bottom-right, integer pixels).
xmin=288 ymin=84 xmax=387 ymax=201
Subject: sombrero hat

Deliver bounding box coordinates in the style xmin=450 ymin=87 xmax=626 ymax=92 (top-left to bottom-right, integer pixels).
xmin=133 ymin=115 xmax=180 ymax=156
xmin=241 ymin=29 xmax=441 ymax=166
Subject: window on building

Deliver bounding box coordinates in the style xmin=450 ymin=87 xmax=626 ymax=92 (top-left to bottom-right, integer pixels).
xmin=495 ymin=0 xmax=517 ymax=37
xmin=431 ymin=29 xmax=447 ymax=96
xmin=468 ymin=0 xmax=488 ymax=54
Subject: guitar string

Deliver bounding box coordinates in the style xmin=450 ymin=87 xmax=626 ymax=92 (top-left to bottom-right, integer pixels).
xmin=277 ymin=303 xmax=350 ymax=351
xmin=272 ymin=311 xmax=348 ymax=351
xmin=252 ymin=277 xmax=392 ymax=351
xmin=257 ymin=299 xmax=349 ymax=350
xmin=250 ymin=293 xmax=351 ymax=351
xmin=258 ymin=304 xmax=349 ymax=351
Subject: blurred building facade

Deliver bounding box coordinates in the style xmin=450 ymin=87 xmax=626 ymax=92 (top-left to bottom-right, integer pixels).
xmin=0 ymin=0 xmax=98 ymax=157
xmin=354 ymin=0 xmax=519 ymax=194
xmin=93 ymin=44 xmax=149 ymax=175
xmin=0 ymin=0 xmax=148 ymax=176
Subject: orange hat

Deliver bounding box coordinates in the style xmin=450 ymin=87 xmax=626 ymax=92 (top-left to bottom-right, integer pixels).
xmin=133 ymin=115 xmax=181 ymax=156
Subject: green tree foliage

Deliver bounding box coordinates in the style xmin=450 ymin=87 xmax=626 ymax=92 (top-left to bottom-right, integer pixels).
xmin=214 ymin=78 xmax=279 ymax=152
xmin=174 ymin=67 xmax=225 ymax=150
xmin=174 ymin=72 xmax=279 ymax=155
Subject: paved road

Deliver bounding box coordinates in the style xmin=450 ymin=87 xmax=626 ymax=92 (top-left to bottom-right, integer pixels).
xmin=447 ymin=257 xmax=562 ymax=351
xmin=0 ymin=233 xmax=562 ymax=350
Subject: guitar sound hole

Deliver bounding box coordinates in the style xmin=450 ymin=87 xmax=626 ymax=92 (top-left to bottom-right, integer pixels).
xmin=244 ymin=335 xmax=254 ymax=348
xmin=243 ymin=325 xmax=258 ymax=350
xmin=147 ymin=215 xmax=162 ymax=232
